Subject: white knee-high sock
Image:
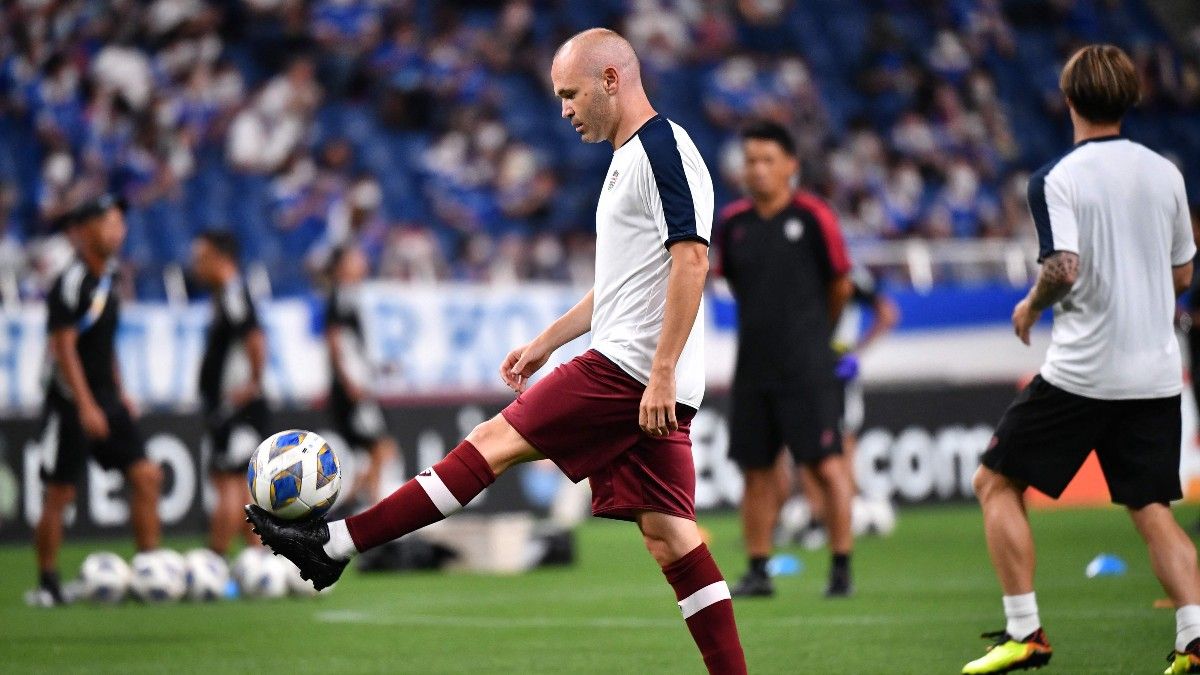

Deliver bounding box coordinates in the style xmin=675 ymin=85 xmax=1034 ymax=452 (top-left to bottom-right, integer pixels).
xmin=1002 ymin=592 xmax=1040 ymax=640
xmin=323 ymin=519 xmax=357 ymax=561
xmin=1177 ymin=605 xmax=1200 ymax=652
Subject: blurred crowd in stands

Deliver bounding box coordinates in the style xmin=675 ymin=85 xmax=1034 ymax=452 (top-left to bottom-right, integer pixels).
xmin=1 ymin=0 xmax=1198 ymax=298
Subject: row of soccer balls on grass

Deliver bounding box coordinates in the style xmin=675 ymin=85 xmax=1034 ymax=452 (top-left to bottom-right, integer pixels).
xmin=79 ymin=547 xmax=332 ymax=604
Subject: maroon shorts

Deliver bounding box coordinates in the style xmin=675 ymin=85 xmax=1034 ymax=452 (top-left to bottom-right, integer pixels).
xmin=501 ymin=349 xmax=697 ymax=522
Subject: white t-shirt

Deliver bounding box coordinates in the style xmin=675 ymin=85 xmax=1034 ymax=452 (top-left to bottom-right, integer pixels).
xmin=1032 ymin=136 xmax=1196 ymax=400
xmin=590 ymin=115 xmax=714 ymax=409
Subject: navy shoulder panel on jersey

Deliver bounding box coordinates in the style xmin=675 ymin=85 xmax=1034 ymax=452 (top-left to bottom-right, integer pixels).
xmin=637 ymin=115 xmax=707 ymax=248
xmin=1027 ymin=146 xmax=1080 ymax=263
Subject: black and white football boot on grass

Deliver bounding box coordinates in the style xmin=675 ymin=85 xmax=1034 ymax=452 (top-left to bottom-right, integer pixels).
xmin=244 ymin=505 xmax=347 ymax=591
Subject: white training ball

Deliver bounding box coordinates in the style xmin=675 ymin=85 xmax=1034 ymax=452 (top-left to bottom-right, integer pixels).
xmin=80 ymin=552 xmax=132 ymax=604
xmin=867 ymin=498 xmax=897 ymax=537
xmin=248 ymin=429 xmax=342 ymax=520
xmin=775 ymin=496 xmax=812 ymax=546
xmin=233 ymin=547 xmax=289 ymax=599
xmin=851 ymin=496 xmax=872 ymax=538
xmin=185 ymin=549 xmax=231 ymax=602
xmin=129 ymin=550 xmax=187 ymax=603
xmin=283 ymin=559 xmax=332 ymax=597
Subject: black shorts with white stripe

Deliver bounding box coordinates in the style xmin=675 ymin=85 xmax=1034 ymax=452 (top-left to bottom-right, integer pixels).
xmin=37 ymin=387 xmax=146 ymax=484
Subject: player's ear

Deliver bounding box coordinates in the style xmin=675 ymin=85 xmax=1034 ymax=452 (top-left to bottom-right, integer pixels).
xmin=602 ymin=66 xmax=619 ymax=94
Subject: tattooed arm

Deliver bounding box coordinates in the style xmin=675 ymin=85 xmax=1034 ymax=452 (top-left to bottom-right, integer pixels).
xmin=1012 ymin=251 xmax=1080 ymax=345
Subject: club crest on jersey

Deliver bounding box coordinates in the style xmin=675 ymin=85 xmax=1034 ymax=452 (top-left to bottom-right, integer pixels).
xmin=606 ymin=169 xmax=620 ymax=191
xmin=783 ymin=218 xmax=804 ymax=242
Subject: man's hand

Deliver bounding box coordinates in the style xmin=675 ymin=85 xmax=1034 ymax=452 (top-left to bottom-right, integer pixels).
xmin=639 ymin=370 xmax=677 ymax=437
xmin=501 ymin=339 xmax=552 ymax=394
xmin=79 ymin=400 xmax=110 ymax=440
xmin=121 ymin=392 xmax=140 ymax=420
xmin=1012 ymin=297 xmax=1040 ymax=346
xmin=342 ymin=381 xmax=367 ymax=403
xmin=229 ymin=382 xmax=262 ymax=409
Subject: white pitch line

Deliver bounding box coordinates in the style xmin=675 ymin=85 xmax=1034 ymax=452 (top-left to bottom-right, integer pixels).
xmin=315 ymin=606 xmax=1161 ymax=631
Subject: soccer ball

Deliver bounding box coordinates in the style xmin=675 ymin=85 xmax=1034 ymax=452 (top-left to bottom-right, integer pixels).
xmin=851 ymin=497 xmax=898 ymax=537
xmin=232 ymin=547 xmax=289 ymax=599
xmin=129 ymin=550 xmax=187 ymax=603
xmin=248 ymin=429 xmax=341 ymax=520
xmin=184 ymin=549 xmax=230 ymax=602
xmin=79 ymin=552 xmax=132 ymax=604
xmin=283 ymin=559 xmax=331 ymax=597
xmin=864 ymin=498 xmax=897 ymax=537
xmin=851 ymin=496 xmax=871 ymax=537
xmin=775 ymin=496 xmax=812 ymax=546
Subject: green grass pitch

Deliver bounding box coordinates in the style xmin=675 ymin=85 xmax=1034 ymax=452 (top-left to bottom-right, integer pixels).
xmin=1 ymin=504 xmax=1191 ymax=674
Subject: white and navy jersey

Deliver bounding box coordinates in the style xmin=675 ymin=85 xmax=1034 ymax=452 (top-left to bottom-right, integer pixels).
xmin=326 ymin=284 xmax=372 ymax=392
xmin=591 ymin=114 xmax=714 ymax=408
xmin=198 ymin=277 xmax=261 ymax=412
xmin=45 ymin=259 xmax=121 ymax=402
xmin=1030 ymin=136 xmax=1196 ymax=400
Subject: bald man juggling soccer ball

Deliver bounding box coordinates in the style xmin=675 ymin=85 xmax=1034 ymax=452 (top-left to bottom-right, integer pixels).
xmin=246 ymin=29 xmax=748 ymax=674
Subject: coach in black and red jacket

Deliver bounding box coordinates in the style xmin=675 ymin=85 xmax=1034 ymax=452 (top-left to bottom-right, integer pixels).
xmin=714 ymin=120 xmax=855 ymax=599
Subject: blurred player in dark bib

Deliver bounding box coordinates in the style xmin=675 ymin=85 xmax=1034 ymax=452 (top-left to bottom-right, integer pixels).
xmin=32 ymin=195 xmax=162 ymax=606
xmin=325 ymin=244 xmax=397 ymax=507
xmin=191 ymin=231 xmax=271 ymax=556
xmin=713 ymin=120 xmax=855 ymax=598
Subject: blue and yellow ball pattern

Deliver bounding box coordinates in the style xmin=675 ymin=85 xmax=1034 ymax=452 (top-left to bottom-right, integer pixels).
xmin=248 ymin=429 xmax=342 ymax=520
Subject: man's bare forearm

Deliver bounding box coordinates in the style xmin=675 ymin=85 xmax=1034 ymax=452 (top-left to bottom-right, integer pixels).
xmin=51 ymin=330 xmax=97 ymax=408
xmin=536 ymin=289 xmax=593 ymax=351
xmin=651 ymin=242 xmax=709 ymax=377
xmin=1174 ymin=262 xmax=1193 ymax=298
xmin=325 ymin=328 xmax=352 ymax=390
xmin=1027 ymin=251 xmax=1079 ymax=312
xmin=827 ymin=275 xmax=852 ymax=325
xmin=858 ymin=296 xmax=899 ymax=353
xmin=112 ymin=358 xmax=128 ymax=400
xmin=246 ymin=329 xmax=266 ymax=388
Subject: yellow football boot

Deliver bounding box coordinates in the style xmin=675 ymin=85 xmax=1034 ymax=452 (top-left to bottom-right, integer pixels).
xmin=962 ymin=629 xmax=1052 ymax=674
xmin=1165 ymin=644 xmax=1200 ymax=674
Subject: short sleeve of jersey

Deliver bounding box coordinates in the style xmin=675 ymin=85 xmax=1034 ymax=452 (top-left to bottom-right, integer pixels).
xmin=712 ymin=203 xmax=745 ymax=280
xmin=46 ymin=268 xmax=87 ymax=332
xmin=712 ymin=218 xmax=730 ymax=279
xmin=1028 ymin=163 xmax=1079 ymax=263
xmin=1170 ymin=168 xmax=1197 ymax=267
xmin=222 ymin=283 xmax=260 ymax=337
xmin=795 ymin=192 xmax=851 ymax=278
xmin=637 ymin=118 xmax=713 ymax=249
